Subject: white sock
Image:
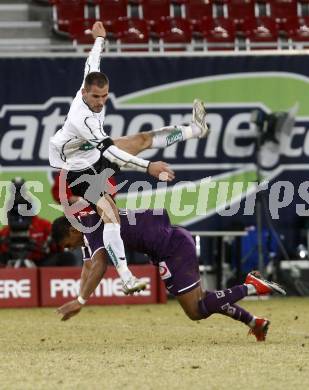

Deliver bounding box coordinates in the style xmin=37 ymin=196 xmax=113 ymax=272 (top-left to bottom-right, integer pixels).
xmin=244 ymin=283 xmax=257 ymax=296
xmin=151 ymin=125 xmax=200 ymax=148
xmin=249 ymin=317 xmax=257 ymax=328
xmin=103 ymin=223 xmax=132 ymax=283
xmin=190 ymin=123 xmax=203 ymax=137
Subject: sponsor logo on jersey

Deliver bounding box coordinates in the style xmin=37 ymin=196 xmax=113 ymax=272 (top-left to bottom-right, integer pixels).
xmin=79 ymin=142 xmax=95 ymax=151
xmin=159 ymin=261 xmax=172 ymax=280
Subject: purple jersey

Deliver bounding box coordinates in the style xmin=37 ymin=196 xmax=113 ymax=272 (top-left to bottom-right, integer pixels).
xmin=80 ymin=209 xmax=174 ymax=263
xmin=80 ymin=209 xmax=200 ymax=296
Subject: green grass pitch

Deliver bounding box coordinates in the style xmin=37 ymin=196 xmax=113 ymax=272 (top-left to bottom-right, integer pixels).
xmin=0 ymin=298 xmax=308 ymax=389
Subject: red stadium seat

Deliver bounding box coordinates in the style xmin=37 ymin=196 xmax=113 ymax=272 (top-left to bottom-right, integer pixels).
xmin=243 ymin=17 xmax=279 ymax=49
xmin=185 ymin=0 xmax=213 ymax=22
xmin=270 ymin=0 xmax=298 ymax=23
xmin=141 ymin=0 xmax=171 ymax=24
xmin=200 ymin=17 xmax=236 ymax=50
xmin=69 ymin=18 xmax=98 ymax=44
xmin=152 ymin=17 xmax=192 ymax=50
xmin=93 ymin=0 xmax=128 ymax=22
xmin=185 ymin=0 xmax=213 ymax=33
xmin=227 ymin=0 xmax=256 ymax=27
xmin=113 ymin=17 xmax=150 ymax=49
xmin=285 ymin=16 xmax=309 ymax=46
xmin=280 ymin=15 xmax=299 ymax=32
xmin=50 ymin=0 xmax=88 ymax=33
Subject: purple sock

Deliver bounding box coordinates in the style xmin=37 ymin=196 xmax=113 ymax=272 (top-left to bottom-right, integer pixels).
xmin=220 ymin=303 xmax=254 ymax=326
xmin=198 ymin=286 xmax=248 ymax=319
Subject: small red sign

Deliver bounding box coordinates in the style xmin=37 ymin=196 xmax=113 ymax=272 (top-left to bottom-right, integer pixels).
xmin=0 ymin=268 xmax=39 ymax=308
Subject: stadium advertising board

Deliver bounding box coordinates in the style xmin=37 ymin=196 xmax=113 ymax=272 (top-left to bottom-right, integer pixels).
xmin=0 ymin=55 xmax=309 ymax=251
xmin=40 ymin=265 xmax=160 ymax=307
xmin=0 ymin=266 xmax=165 ymax=308
xmin=0 ymin=268 xmax=38 ymax=307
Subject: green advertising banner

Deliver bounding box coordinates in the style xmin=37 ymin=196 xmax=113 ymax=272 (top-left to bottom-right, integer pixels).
xmin=0 ymin=55 xmax=308 ymax=251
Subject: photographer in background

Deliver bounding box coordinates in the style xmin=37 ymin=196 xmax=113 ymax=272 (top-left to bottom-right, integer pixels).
xmin=0 ymin=177 xmax=78 ymax=267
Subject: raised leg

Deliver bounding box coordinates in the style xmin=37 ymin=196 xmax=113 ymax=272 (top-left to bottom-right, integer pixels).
xmin=96 ymin=194 xmax=146 ymax=294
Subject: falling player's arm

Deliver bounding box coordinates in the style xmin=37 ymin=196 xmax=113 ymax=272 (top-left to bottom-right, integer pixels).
xmin=79 ymin=250 xmax=107 ymax=301
xmin=79 ymin=259 xmax=92 ymax=293
xmin=57 ymin=249 xmax=107 ymax=321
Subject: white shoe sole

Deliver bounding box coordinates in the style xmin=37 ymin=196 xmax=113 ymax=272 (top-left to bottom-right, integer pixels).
xmin=123 ymin=282 xmax=147 ymax=295
xmin=250 ymin=274 xmax=287 ymax=296
xmin=266 ymin=281 xmax=287 ymax=296
xmin=192 ymin=99 xmax=208 ymax=138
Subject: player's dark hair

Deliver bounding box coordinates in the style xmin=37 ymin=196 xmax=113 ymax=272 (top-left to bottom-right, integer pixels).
xmin=51 ymin=216 xmax=71 ymax=245
xmin=84 ymin=72 xmax=109 ymax=90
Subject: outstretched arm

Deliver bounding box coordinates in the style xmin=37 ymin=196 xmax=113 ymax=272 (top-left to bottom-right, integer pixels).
xmin=57 ymin=250 xmax=107 ymax=321
xmin=76 ymin=119 xmax=175 ymax=180
xmin=79 ymin=251 xmax=107 ymax=301
xmin=81 ymin=21 xmax=106 ymax=89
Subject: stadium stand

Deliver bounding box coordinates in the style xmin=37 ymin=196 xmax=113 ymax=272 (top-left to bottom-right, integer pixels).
xmin=51 ymin=0 xmax=88 ymax=34
xmin=199 ymin=17 xmax=236 ymax=50
xmin=285 ymin=16 xmax=309 ymax=47
xmin=68 ymin=17 xmax=97 ymax=44
xmin=94 ymin=0 xmax=128 ymax=22
xmin=152 ymin=17 xmax=192 ymax=50
xmin=0 ymin=0 xmax=52 ymax=51
xmin=227 ymin=0 xmax=256 ymax=29
xmin=140 ymin=0 xmax=172 ymax=24
xmin=1 ymin=0 xmax=309 ymax=52
xmin=242 ymin=16 xmax=279 ymax=49
xmin=184 ymin=0 xmax=213 ymax=31
xmin=113 ymin=17 xmax=150 ymax=50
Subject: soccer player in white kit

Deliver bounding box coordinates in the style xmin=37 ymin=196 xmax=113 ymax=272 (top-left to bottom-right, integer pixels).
xmin=49 ymin=22 xmax=208 ymax=296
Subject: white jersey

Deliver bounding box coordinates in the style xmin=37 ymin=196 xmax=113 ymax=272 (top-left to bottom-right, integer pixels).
xmin=49 ymin=37 xmax=149 ymax=173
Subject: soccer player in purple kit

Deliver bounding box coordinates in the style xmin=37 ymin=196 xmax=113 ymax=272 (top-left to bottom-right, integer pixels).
xmin=52 ymin=209 xmax=286 ymax=342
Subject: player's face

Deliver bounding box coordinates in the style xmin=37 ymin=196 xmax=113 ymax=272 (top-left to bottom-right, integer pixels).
xmin=83 ymin=84 xmax=109 ymax=113
xmin=60 ymin=228 xmax=83 ymax=250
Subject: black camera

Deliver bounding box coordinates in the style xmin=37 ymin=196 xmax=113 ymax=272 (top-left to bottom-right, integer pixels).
xmin=251 ymin=105 xmax=297 ymax=145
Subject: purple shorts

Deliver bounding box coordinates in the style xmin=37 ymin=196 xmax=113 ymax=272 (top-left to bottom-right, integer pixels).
xmin=158 ymin=227 xmax=201 ymax=296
